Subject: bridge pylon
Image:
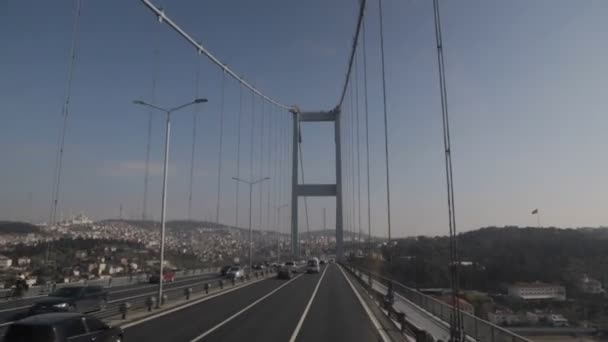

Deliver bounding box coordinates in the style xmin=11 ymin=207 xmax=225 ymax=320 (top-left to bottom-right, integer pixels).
xmin=290 ymin=108 xmax=343 ymax=260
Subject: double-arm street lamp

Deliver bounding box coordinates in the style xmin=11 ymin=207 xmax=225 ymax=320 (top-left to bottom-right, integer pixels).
xmin=133 ymin=98 xmax=207 ymax=307
xmin=232 ymin=177 xmax=270 ymax=270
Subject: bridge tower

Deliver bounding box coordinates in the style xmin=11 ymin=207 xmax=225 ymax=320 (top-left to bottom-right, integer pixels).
xmin=290 ymin=108 xmax=343 ymax=260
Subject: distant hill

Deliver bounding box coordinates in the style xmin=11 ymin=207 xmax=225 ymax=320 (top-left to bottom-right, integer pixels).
xmin=0 ymin=221 xmax=41 ymax=234
xmin=374 ymin=226 xmax=608 ymax=292
xmin=99 ymin=219 xmax=237 ymax=232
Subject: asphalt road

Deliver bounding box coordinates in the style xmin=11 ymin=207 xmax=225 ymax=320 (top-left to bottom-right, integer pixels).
xmin=295 ymin=264 xmax=380 ymax=342
xmin=0 ymin=273 xmax=221 ymax=324
xmin=123 ymin=263 xmax=383 ymax=342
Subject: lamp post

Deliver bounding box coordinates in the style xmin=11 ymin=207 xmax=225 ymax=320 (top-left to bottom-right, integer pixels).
xmin=133 ymin=98 xmax=207 ymax=308
xmin=232 ymin=177 xmax=270 ymax=270
xmin=276 ymin=204 xmax=288 ymax=263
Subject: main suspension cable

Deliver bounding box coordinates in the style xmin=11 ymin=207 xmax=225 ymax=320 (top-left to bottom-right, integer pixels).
xmin=338 ymin=0 xmax=367 ymax=109
xmin=139 ymin=0 xmax=294 ymax=111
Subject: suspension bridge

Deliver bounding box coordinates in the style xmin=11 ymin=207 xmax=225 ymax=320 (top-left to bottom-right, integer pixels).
xmin=0 ymin=0 xmax=539 ymax=341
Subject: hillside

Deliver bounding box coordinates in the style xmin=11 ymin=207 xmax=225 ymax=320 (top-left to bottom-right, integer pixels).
xmin=0 ymin=221 xmax=41 ymax=234
xmin=374 ymin=226 xmax=608 ymax=292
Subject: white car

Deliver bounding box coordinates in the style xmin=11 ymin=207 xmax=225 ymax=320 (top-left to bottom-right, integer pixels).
xmin=307 ymin=258 xmax=320 ymax=273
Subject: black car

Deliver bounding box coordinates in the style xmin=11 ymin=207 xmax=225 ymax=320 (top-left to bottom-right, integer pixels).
xmin=277 ymin=266 xmax=293 ymax=279
xmin=3 ymin=312 xmax=123 ymax=342
xmin=220 ymin=265 xmax=231 ymax=276
xmin=29 ymin=286 xmax=108 ymax=315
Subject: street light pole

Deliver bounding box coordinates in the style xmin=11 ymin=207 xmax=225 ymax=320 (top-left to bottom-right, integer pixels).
xmin=232 ymin=177 xmax=270 ymax=271
xmin=133 ymin=98 xmax=207 ymax=308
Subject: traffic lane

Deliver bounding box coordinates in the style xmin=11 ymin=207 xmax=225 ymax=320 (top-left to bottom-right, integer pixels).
xmin=123 ymin=276 xmax=289 ymax=341
xmin=0 ymin=273 xmax=217 ymax=310
xmin=0 ymin=272 xmax=218 ymax=311
xmin=296 ymin=264 xmax=379 ymax=342
xmin=0 ymin=296 xmax=44 ymax=312
xmin=200 ymin=268 xmax=324 ymax=342
xmin=0 ymin=273 xmax=222 ymax=324
xmin=108 ymin=273 xmax=221 ymax=301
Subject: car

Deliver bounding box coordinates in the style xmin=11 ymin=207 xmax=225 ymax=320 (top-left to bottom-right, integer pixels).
xmin=284 ymin=261 xmax=297 ymax=273
xmin=252 ymin=264 xmax=265 ymax=270
xmin=307 ymin=258 xmax=320 ymax=273
xmin=29 ymin=286 xmax=108 ymax=315
xmin=226 ymin=266 xmax=245 ymax=280
xmin=319 ymin=259 xmax=327 ymax=265
xmin=277 ymin=266 xmax=293 ymax=279
xmin=148 ymin=271 xmax=175 ymax=284
xmin=3 ymin=312 xmax=123 ymax=342
xmin=220 ymin=265 xmax=232 ymax=276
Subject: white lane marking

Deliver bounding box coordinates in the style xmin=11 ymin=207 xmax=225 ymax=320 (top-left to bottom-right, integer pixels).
xmin=288 ymin=266 xmax=328 ymax=342
xmin=0 ymin=321 xmax=13 ymax=327
xmin=189 ymin=274 xmax=303 ymax=342
xmin=337 ymin=264 xmax=391 ymax=342
xmin=122 ymin=275 xmax=272 ymax=329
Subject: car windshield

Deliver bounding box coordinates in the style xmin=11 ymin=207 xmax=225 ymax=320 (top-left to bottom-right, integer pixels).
xmin=285 ymin=262 xmax=295 ymax=266
xmin=50 ymin=287 xmax=82 ymax=298
xmin=4 ymin=324 xmax=55 ymax=342
xmin=229 ymin=267 xmax=240 ymax=271
xmin=307 ymin=260 xmax=317 ymax=266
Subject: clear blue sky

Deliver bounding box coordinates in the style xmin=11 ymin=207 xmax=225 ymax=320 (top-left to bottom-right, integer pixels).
xmin=1 ymin=0 xmax=608 ymax=237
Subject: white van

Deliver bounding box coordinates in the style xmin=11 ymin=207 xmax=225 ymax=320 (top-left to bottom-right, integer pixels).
xmin=307 ymin=257 xmax=320 ymax=274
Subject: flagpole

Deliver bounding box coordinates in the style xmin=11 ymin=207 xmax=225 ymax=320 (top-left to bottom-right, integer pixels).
xmin=537 ymin=212 xmax=540 ymax=229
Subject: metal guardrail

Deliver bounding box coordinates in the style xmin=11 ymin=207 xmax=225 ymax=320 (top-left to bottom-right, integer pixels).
xmin=91 ymin=269 xmax=275 ymax=321
xmin=0 ymin=268 xmax=219 ymax=301
xmin=349 ymin=264 xmax=533 ymax=342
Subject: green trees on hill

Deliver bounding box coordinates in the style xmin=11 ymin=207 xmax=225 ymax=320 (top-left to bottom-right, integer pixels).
xmin=375 ymin=227 xmax=608 ymax=292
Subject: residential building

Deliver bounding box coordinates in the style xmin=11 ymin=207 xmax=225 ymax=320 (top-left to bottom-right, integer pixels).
xmin=0 ymin=255 xmax=12 ymax=269
xmin=75 ymin=250 xmax=88 ymax=259
xmin=580 ymin=275 xmax=603 ymax=294
xmin=508 ymin=282 xmax=566 ymax=301
xmin=17 ymin=257 xmax=31 ymax=266
xmin=488 ymin=310 xmax=521 ymax=326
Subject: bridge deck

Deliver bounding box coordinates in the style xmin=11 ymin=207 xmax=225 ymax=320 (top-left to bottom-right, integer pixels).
xmin=123 ymin=263 xmax=385 ymax=342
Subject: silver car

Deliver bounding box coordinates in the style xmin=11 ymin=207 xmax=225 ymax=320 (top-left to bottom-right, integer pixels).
xmin=226 ymin=266 xmax=245 ymax=280
xmin=284 ymin=261 xmax=297 ymax=273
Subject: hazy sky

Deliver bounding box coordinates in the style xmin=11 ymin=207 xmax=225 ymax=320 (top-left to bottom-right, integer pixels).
xmin=2 ymin=0 xmax=608 ymax=237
